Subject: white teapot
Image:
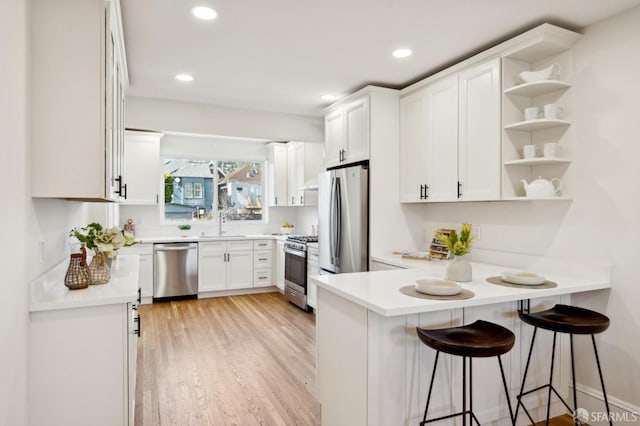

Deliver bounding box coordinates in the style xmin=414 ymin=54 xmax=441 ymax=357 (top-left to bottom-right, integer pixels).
xmin=521 ymin=177 xmax=562 ymax=198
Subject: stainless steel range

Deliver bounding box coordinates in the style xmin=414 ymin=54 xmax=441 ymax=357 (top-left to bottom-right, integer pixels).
xmin=284 ymin=236 xmax=318 ymax=311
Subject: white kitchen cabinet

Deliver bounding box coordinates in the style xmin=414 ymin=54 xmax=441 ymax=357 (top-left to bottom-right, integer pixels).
xmin=399 ymin=75 xmax=458 ymax=202
xmin=399 ymin=58 xmax=500 ymax=203
xmin=268 ymin=142 xmax=323 ymax=207
xmin=119 ymin=243 xmax=154 ymax=303
xmin=324 ymin=96 xmax=370 ymax=168
xmin=267 ymin=142 xmax=289 ymax=206
xmin=31 ymin=0 xmax=128 ymax=201
xmin=306 ymin=244 xmax=319 ymax=309
xmin=198 ymin=242 xmax=228 ymax=292
xmin=287 ymin=142 xmax=324 ymax=206
xmin=198 ymin=240 xmax=259 ymax=292
xmin=29 ymin=256 xmax=139 ymax=426
xmin=275 ymin=240 xmax=286 ymax=291
xmin=458 ymin=58 xmax=502 ymax=201
xmin=123 ymin=131 xmax=163 ymax=205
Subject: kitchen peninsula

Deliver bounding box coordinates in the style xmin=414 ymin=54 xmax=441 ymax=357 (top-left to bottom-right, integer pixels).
xmin=310 ymin=257 xmax=611 ymax=425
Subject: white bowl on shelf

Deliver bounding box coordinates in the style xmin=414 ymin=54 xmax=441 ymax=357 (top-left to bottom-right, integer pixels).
xmin=415 ymin=279 xmax=461 ymax=296
xmin=519 ymin=63 xmax=561 ymax=83
xmin=500 ymin=271 xmax=546 ymax=285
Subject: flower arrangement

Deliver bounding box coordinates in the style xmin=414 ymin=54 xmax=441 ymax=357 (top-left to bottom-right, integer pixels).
xmin=70 ymin=223 xmax=137 ymax=258
xmin=435 ymin=223 xmax=474 ymax=256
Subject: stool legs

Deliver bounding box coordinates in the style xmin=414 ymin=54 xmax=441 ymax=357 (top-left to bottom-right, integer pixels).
xmin=516 ymin=328 xmax=612 ymax=426
xmin=592 ymin=336 xmax=613 ymax=426
xmin=421 ymin=353 xmax=510 ymax=426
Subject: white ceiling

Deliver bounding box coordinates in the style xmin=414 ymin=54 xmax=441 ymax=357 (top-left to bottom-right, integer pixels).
xmin=122 ymin=0 xmax=640 ymax=117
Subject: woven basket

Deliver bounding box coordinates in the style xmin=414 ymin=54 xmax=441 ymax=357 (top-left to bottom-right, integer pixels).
xmin=64 ymin=248 xmax=91 ymax=290
xmin=88 ymin=252 xmax=111 ymax=285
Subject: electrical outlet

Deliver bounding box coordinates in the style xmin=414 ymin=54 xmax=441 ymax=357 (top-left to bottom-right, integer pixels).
xmin=39 ymin=240 xmax=46 ymax=264
xmin=472 ymin=225 xmax=482 ymax=241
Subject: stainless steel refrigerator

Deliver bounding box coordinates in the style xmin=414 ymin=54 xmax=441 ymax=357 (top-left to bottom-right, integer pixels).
xmin=318 ymin=164 xmax=368 ymax=274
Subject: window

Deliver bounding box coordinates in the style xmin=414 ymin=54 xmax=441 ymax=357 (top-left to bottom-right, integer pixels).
xmin=163 ymin=158 xmax=263 ymax=222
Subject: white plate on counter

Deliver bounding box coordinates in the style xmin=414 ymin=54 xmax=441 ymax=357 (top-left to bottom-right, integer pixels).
xmin=500 ymin=271 xmax=546 ymax=285
xmin=415 ymin=279 xmax=461 ymax=296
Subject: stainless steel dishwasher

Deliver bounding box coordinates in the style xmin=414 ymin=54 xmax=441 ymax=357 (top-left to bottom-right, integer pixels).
xmin=153 ymin=242 xmax=198 ymax=300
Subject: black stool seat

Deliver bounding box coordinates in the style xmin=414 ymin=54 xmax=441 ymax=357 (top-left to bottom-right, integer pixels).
xmin=519 ymin=304 xmax=610 ymax=335
xmin=417 ymin=320 xmax=515 ymax=358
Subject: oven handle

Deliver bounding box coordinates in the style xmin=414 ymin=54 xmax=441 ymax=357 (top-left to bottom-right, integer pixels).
xmin=284 ymin=246 xmax=306 ymax=258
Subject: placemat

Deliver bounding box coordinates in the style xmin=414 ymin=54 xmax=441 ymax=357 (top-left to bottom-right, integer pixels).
xmin=486 ymin=276 xmax=558 ymax=289
xmin=399 ymin=285 xmax=474 ymax=301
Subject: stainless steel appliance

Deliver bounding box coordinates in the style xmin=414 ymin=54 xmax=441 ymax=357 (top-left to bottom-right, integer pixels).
xmin=153 ymin=242 xmax=198 ymax=300
xmin=318 ymin=163 xmax=368 ymax=274
xmin=284 ymin=236 xmax=318 ymax=310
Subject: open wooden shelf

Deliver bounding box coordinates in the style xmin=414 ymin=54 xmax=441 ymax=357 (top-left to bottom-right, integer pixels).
xmin=504 ymin=119 xmax=570 ymax=132
xmin=503 ymin=158 xmax=571 ymax=166
xmin=502 ymin=196 xmax=572 ymax=201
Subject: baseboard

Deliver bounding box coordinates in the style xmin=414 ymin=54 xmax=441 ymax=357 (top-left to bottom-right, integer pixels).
xmin=571 ymin=383 xmax=640 ymax=424
xmin=198 ymin=287 xmax=279 ymax=299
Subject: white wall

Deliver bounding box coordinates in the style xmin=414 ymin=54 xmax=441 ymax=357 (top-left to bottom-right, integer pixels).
xmin=0 ymin=0 xmax=29 ymax=423
xmin=386 ymin=6 xmax=640 ymax=412
xmin=126 ymin=96 xmax=324 ymax=142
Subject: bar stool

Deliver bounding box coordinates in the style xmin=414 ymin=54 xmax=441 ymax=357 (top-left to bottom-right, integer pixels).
xmin=515 ymin=304 xmax=612 ymax=426
xmin=416 ymin=320 xmax=516 ymax=425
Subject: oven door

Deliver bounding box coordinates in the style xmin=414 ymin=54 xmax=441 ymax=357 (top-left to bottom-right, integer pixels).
xmin=284 ymin=246 xmax=307 ymax=294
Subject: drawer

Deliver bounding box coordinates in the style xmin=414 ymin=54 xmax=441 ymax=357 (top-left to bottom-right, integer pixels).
xmin=307 ymin=245 xmax=318 ymax=256
xmin=254 ymin=250 xmax=273 ymax=268
xmin=198 ymin=241 xmax=226 ymax=254
xmin=227 ymin=240 xmax=253 ymax=252
xmin=254 ymin=269 xmax=273 ymax=287
xmin=253 ymin=239 xmax=274 ymax=250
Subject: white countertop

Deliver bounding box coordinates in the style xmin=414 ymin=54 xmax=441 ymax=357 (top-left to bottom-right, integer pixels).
xmin=136 ymin=234 xmax=288 ymax=244
xmin=30 ymin=255 xmax=140 ymax=312
xmin=310 ymin=257 xmax=612 ymax=317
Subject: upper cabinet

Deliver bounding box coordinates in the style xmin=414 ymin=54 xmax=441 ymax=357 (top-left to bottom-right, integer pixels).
xmin=400 ymin=58 xmax=501 ymax=203
xmin=324 ymin=96 xmax=370 ymax=168
xmin=122 ymin=131 xmax=163 ymax=205
xmin=399 ymin=23 xmax=580 ymax=204
xmin=267 ymin=141 xmax=324 ymax=207
xmin=31 ymin=0 xmax=128 ymax=201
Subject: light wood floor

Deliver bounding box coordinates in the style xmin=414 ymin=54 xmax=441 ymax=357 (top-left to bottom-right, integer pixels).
xmin=135 ymin=292 xmax=577 ymax=426
xmin=135 ymin=292 xmax=320 ymax=425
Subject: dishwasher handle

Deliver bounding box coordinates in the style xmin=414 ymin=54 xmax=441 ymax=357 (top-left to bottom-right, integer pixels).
xmin=154 ymin=243 xmax=198 ymax=251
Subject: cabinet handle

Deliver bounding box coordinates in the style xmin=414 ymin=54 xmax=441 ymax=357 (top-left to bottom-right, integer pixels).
xmin=275 ymin=196 xmax=278 ymax=205
xmin=123 ymin=183 xmax=127 ymax=200
xmin=419 ymin=184 xmax=424 ymax=200
xmin=458 ymin=181 xmax=462 ymax=199
xmin=115 ymin=175 xmax=123 ymax=196
xmin=425 ymin=185 xmax=429 ymax=199
xmin=259 ymin=276 xmax=267 ymax=280
xmin=227 ymin=253 xmax=231 ymax=262
xmin=137 ymin=288 xmax=141 ymax=303
xmin=300 ymin=195 xmax=303 ymax=204
xmin=134 ymin=315 xmax=141 ymax=337
xmin=258 ymin=258 xmax=268 ymax=261
xmin=292 ymin=196 xmax=294 ymax=205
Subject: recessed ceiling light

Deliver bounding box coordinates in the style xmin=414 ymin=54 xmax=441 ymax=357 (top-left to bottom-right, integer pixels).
xmin=175 ymin=73 xmax=194 ymax=82
xmin=392 ymin=48 xmax=413 ymax=58
xmin=321 ymin=94 xmax=338 ymax=101
xmin=191 ymin=6 xmax=218 ymax=20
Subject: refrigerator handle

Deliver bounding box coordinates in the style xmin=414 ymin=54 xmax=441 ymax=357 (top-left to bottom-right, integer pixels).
xmin=329 ymin=176 xmax=337 ymax=265
xmin=334 ymin=177 xmax=342 ymax=265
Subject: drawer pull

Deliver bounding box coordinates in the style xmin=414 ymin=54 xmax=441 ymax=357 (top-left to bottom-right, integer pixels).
xmin=258 ymin=276 xmax=268 ymax=280
xmin=258 ymin=258 xmax=268 ymax=261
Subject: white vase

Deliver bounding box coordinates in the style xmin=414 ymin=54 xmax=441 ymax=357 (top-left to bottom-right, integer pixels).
xmin=445 ymin=255 xmax=472 ymax=282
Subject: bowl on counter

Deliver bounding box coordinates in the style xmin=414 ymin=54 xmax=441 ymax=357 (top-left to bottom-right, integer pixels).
xmin=415 ymin=278 xmax=461 ymax=296
xmin=500 ymin=271 xmax=546 ymax=285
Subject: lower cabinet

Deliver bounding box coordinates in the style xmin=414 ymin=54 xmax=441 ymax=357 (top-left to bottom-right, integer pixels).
xmin=30 ymin=302 xmax=138 ymax=426
xmin=120 ymin=243 xmax=153 ymax=302
xmin=307 ymin=244 xmax=319 ymax=308
xmin=198 ymin=239 xmax=275 ymax=292
xmin=275 ymin=239 xmax=286 ymax=291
